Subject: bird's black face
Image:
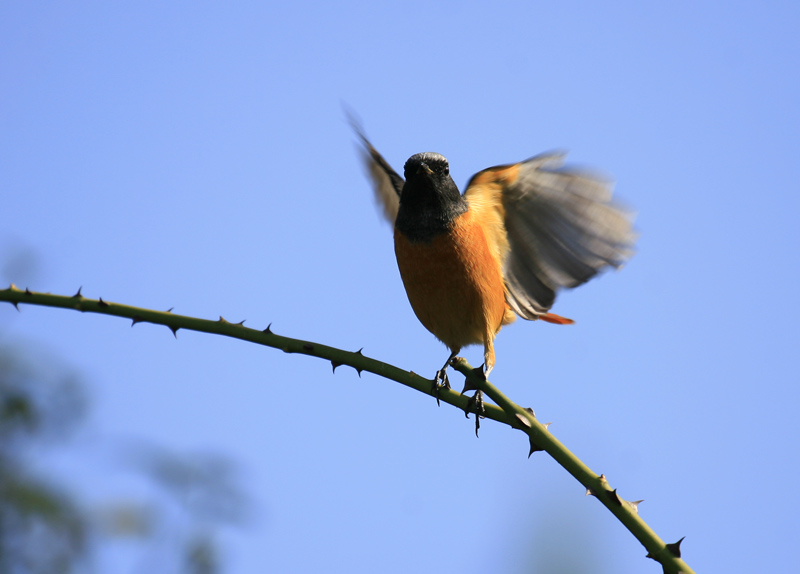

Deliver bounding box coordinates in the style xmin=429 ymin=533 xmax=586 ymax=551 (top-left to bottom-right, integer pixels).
xmin=404 ymin=152 xmax=450 ymax=186
xmin=396 ymin=152 xmax=467 ymax=242
xmin=403 ymin=152 xmax=461 ymax=203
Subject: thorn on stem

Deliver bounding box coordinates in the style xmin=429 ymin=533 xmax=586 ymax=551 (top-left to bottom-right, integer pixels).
xmin=666 ymin=537 xmax=685 ymax=559
xmin=263 ymin=323 xmax=273 ymax=334
xmin=528 ymin=436 xmax=544 ymax=457
xmin=73 ymin=287 xmax=83 ymax=298
xmin=460 ymin=365 xmax=486 ymax=394
xmin=131 ymin=315 xmax=143 ymax=327
xmin=587 ymin=475 xmax=608 ymax=496
xmin=515 ymin=413 xmax=532 ymax=428
xmin=169 ymin=326 xmax=179 ymax=338
xmin=98 ymin=298 xmax=109 ymax=308
xmin=331 ymin=360 xmax=342 ymax=373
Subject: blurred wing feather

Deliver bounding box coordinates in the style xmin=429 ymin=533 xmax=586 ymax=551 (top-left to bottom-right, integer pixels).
xmin=351 ymin=121 xmax=403 ymax=223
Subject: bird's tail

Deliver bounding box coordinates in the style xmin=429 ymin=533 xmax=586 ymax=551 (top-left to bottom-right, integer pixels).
xmin=540 ymin=313 xmax=575 ymax=325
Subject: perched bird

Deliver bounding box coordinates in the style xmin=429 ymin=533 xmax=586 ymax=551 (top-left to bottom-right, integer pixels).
xmin=354 ymin=122 xmax=635 ymax=385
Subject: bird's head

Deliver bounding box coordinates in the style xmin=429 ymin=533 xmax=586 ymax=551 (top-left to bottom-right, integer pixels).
xmin=402 ymin=153 xmax=460 ymax=203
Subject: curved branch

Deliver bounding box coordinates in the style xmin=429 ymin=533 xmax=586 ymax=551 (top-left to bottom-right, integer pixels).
xmin=0 ymin=285 xmax=694 ymax=574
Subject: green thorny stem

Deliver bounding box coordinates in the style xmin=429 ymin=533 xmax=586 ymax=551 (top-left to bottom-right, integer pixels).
xmin=0 ymin=285 xmax=694 ymax=574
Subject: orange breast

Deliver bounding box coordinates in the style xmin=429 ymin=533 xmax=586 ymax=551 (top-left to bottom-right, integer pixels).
xmin=394 ymin=209 xmax=507 ymax=352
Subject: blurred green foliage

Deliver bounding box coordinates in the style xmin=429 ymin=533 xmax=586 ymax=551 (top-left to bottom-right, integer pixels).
xmin=0 ymin=345 xmax=249 ymax=574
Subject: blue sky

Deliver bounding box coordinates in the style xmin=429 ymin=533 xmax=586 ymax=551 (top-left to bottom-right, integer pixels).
xmin=2 ymin=2 xmax=799 ymax=572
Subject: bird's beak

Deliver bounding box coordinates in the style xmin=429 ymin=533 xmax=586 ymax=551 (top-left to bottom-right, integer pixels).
xmin=419 ymin=163 xmax=434 ymax=175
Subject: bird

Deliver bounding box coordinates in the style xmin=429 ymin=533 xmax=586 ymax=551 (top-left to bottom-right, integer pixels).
xmin=353 ymin=120 xmax=635 ymax=388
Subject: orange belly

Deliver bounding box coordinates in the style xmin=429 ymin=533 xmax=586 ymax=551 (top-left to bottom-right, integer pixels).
xmin=394 ymin=210 xmax=507 ymax=353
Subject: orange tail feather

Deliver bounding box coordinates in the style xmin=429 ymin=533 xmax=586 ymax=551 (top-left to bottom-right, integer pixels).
xmin=540 ymin=313 xmax=575 ymax=325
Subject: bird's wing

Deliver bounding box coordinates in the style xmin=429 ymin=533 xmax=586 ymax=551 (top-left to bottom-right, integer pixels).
xmin=464 ymin=152 xmax=636 ymax=320
xmin=351 ymin=121 xmax=403 ymax=224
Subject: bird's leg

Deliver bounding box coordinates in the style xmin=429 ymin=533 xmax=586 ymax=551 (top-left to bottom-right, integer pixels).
xmin=432 ymin=350 xmax=458 ymax=406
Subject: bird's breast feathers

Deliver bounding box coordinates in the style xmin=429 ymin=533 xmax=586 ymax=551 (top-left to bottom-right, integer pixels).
xmin=393 ymin=208 xmax=511 ymax=350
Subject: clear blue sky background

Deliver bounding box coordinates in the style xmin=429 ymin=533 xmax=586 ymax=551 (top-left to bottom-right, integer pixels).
xmin=2 ymin=2 xmax=799 ymax=572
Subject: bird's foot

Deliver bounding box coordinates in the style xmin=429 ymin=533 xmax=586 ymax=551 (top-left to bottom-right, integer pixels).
xmin=464 ymin=390 xmax=485 ymax=437
xmin=431 ymin=353 xmax=461 ymax=406
xmin=431 ymin=368 xmax=451 ymax=406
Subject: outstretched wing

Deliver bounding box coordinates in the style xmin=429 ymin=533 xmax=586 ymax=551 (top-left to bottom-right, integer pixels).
xmin=464 ymin=152 xmax=636 ymax=320
xmin=351 ymin=120 xmax=403 ymax=224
